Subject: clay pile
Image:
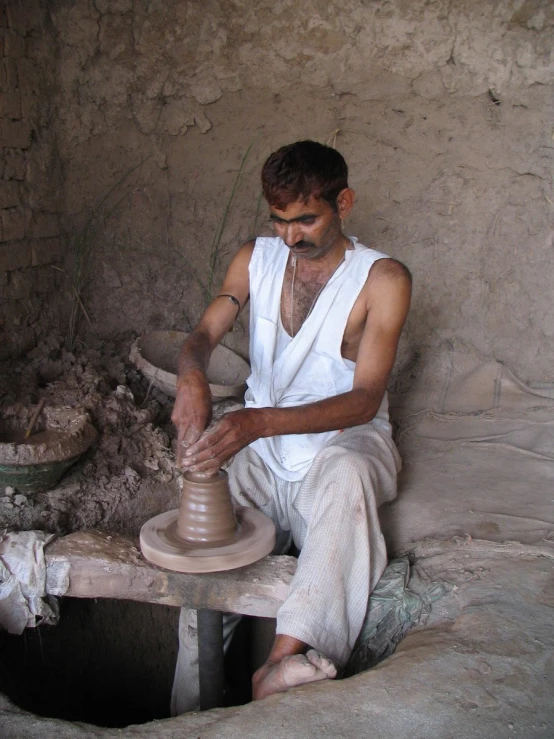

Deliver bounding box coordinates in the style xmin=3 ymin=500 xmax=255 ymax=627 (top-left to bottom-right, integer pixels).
xmin=0 ymin=335 xmax=180 ymax=536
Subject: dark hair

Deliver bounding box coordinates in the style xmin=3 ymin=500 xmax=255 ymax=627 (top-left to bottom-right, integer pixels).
xmin=261 ymin=140 xmax=349 ymax=211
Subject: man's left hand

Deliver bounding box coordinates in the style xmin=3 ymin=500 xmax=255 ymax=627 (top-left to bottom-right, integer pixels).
xmin=181 ymin=408 xmax=265 ymax=475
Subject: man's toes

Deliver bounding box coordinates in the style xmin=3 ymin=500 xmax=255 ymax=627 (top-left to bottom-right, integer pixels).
xmin=282 ymin=654 xmax=318 ymax=681
xmin=306 ymin=649 xmax=337 ymax=678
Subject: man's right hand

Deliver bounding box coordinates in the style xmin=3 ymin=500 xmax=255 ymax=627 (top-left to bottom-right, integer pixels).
xmin=169 ymin=240 xmax=254 ymax=467
xmin=171 ymin=368 xmax=212 ymax=468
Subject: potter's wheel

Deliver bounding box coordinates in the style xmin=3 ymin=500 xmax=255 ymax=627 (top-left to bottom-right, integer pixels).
xmin=140 ymin=470 xmax=275 ymax=573
xmin=140 ymin=506 xmax=275 ymax=573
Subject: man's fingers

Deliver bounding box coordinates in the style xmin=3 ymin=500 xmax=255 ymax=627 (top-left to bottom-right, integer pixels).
xmin=184 ymin=424 xmax=224 ymax=455
xmin=184 ymin=435 xmax=238 ymax=472
xmin=181 ymin=425 xmax=203 ymax=447
xmin=184 ymin=444 xmax=224 ymax=469
xmin=176 ymin=424 xmax=204 ymax=467
xmin=181 ymin=411 xmax=253 ymax=471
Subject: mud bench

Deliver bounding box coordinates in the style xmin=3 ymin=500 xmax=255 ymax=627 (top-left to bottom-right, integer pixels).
xmin=45 ymin=531 xmax=297 ymax=710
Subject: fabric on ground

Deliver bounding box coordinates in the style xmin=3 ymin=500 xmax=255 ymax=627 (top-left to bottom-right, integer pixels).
xmin=0 ymin=530 xmax=59 ymax=634
xmin=344 ymin=556 xmax=451 ymax=676
xmin=383 ymin=353 xmax=554 ymax=552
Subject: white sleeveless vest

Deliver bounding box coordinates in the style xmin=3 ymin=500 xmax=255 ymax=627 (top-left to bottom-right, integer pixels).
xmin=245 ymin=236 xmax=392 ymax=481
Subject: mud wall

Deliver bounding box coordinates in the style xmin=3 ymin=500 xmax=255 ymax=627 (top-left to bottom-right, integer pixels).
xmin=16 ymin=0 xmax=554 ymax=381
xmin=0 ymin=1 xmax=64 ymax=359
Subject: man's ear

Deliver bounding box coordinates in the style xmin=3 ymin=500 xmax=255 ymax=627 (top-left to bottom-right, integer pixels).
xmin=336 ymin=188 xmax=355 ymax=220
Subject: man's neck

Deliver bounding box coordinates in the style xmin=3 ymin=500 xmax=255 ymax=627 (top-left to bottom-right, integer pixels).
xmin=292 ymin=234 xmax=351 ymax=280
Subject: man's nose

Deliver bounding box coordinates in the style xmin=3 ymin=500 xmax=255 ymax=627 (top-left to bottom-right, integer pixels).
xmin=284 ymin=223 xmax=303 ymax=247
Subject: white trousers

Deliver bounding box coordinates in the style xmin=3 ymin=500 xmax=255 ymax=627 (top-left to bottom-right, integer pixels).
xmin=171 ymin=423 xmax=400 ymax=715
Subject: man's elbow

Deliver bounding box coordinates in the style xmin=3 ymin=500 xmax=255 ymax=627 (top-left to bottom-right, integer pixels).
xmin=351 ymin=386 xmax=386 ymax=424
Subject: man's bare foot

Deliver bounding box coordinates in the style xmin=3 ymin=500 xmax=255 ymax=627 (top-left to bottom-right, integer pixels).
xmin=252 ymin=649 xmax=337 ymax=701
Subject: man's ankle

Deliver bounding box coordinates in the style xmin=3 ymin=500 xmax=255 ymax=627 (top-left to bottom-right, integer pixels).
xmin=265 ymin=634 xmax=307 ymax=664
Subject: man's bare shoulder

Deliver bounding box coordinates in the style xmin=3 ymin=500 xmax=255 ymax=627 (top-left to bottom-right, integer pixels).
xmin=239 ymin=239 xmax=257 ymax=257
xmin=221 ymin=240 xmax=257 ymax=293
xmin=228 ymin=240 xmax=256 ymax=272
xmin=368 ymin=257 xmax=412 ymax=285
xmin=361 ymin=257 xmax=412 ymax=307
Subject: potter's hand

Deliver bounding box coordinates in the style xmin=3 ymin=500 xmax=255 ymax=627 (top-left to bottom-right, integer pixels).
xmin=182 ymin=408 xmax=265 ymax=475
xmin=171 ymin=369 xmax=212 ymax=468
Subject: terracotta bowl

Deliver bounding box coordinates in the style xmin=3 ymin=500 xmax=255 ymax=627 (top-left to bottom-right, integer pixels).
xmin=0 ymin=405 xmax=97 ymax=494
xmin=130 ymin=331 xmax=250 ymax=400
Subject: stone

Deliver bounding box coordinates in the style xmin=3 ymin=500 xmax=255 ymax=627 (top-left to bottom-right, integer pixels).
xmin=0 ymin=58 xmax=18 ymax=91
xmin=0 ymin=90 xmax=22 ymax=119
xmin=0 ymin=120 xmax=31 ymax=149
xmin=17 ymin=58 xmax=40 ymax=94
xmin=4 ymin=268 xmax=34 ymax=299
xmin=94 ymin=0 xmax=133 ymax=14
xmin=0 ymin=240 xmax=32 ymax=272
xmin=0 ymin=181 xmax=20 ymax=209
xmin=102 ymin=261 xmax=122 ymax=288
xmin=34 ymin=266 xmax=58 ymax=294
xmin=31 ymin=237 xmax=63 ymax=267
xmin=0 ymin=207 xmax=25 ymax=242
xmin=3 ymin=30 xmax=25 ymax=59
xmin=3 ymin=149 xmax=26 ymax=180
xmin=6 ymin=0 xmax=44 ymax=33
xmin=28 ymin=212 xmax=60 ymax=239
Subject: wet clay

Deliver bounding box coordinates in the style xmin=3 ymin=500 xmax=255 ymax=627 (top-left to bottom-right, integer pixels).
xmin=0 ymin=430 xmax=68 ymax=446
xmin=0 ymin=405 xmax=97 ymax=466
xmin=176 ymin=471 xmax=239 ymax=545
xmin=140 ymin=469 xmax=275 ymax=573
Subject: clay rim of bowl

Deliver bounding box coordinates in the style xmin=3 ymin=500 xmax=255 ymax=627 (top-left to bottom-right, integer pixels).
xmin=129 ymin=330 xmax=250 ymax=399
xmin=0 ymin=407 xmax=98 ymax=466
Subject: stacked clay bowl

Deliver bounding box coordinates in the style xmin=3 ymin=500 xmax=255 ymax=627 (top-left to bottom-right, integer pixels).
xmin=129 ymin=331 xmax=250 ymax=400
xmin=0 ymin=405 xmax=97 ymax=494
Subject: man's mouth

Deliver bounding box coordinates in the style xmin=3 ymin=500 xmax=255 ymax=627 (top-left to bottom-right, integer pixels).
xmin=289 ymin=241 xmax=315 ymax=251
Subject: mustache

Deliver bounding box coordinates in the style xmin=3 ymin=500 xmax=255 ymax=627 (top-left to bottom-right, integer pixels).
xmin=288 ymin=240 xmax=315 ymax=249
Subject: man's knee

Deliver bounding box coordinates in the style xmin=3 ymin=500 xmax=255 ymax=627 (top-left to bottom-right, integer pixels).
xmin=315 ymin=445 xmax=374 ymax=482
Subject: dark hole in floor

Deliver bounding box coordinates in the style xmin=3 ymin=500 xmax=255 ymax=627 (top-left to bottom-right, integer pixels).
xmin=0 ymin=597 xmax=267 ymax=728
xmin=0 ymin=598 xmax=179 ymax=727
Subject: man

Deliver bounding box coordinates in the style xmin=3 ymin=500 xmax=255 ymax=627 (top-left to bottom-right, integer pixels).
xmin=171 ymin=140 xmax=411 ymax=702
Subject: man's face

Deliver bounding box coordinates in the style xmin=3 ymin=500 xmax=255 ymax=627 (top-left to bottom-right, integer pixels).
xmin=268 ymin=195 xmax=343 ymax=262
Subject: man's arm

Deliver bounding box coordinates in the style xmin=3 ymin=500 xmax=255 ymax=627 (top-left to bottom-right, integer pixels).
xmin=171 ymin=241 xmax=254 ymax=465
xmin=182 ymin=258 xmax=411 ymax=474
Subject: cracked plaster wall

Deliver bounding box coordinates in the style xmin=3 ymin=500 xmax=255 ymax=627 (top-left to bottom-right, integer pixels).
xmin=50 ymin=0 xmax=553 ymax=382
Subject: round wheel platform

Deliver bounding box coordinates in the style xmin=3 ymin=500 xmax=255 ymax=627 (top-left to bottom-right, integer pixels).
xmin=140 ymin=506 xmax=276 ymax=573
